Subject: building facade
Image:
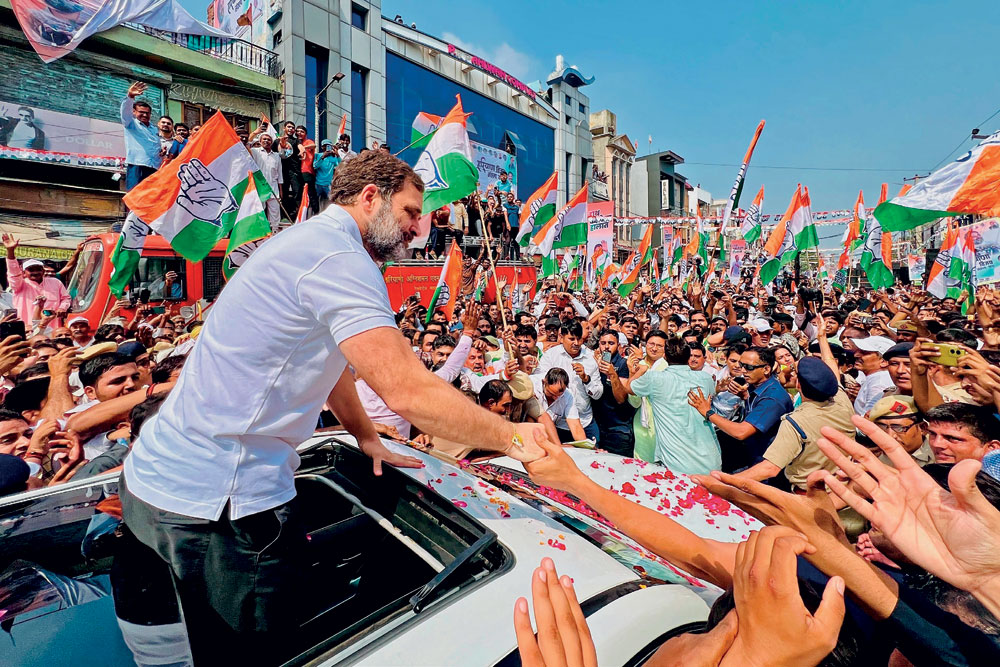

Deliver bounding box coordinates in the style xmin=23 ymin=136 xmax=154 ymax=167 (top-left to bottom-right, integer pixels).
xmin=0 ymin=0 xmax=279 ymax=258
xmin=589 ymin=109 xmax=636 ymax=218
xmin=544 ymin=55 xmax=594 ymax=207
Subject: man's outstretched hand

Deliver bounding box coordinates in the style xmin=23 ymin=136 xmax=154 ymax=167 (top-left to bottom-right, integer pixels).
xmin=514 ymin=557 xmax=597 ymax=667
xmin=505 ymin=423 xmax=550 ymax=463
xmin=359 ymin=436 xmax=424 ymax=476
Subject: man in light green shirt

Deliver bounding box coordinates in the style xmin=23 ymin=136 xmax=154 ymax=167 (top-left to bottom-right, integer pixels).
xmin=626 ymin=337 xmax=721 ymax=474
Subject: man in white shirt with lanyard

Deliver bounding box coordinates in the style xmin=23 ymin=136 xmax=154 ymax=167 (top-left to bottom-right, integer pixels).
xmin=120 ymin=150 xmax=548 ymax=664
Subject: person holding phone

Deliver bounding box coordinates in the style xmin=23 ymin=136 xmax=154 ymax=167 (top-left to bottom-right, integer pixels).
xmin=3 ymin=234 xmax=70 ymax=329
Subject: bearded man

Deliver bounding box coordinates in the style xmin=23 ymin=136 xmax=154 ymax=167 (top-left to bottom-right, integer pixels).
xmin=119 ymin=150 xmax=549 ymax=664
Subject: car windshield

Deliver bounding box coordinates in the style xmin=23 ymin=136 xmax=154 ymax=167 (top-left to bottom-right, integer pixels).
xmin=0 ymin=440 xmax=509 ymax=666
xmin=67 ymin=241 xmax=103 ymax=312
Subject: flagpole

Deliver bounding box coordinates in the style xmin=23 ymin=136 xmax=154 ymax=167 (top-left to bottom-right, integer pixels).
xmin=473 ymin=196 xmax=511 ymax=334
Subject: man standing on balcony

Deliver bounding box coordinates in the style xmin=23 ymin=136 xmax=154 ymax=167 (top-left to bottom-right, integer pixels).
xmin=120 ymin=82 xmax=163 ymax=191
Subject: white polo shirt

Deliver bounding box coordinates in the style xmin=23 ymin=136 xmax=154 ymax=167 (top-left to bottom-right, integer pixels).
xmin=531 ymin=376 xmax=580 ymax=430
xmin=124 ymin=205 xmax=396 ymax=520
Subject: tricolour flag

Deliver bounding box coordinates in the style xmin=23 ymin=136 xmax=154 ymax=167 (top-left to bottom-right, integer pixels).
xmin=426 ymin=240 xmax=463 ymax=323
xmin=684 ymin=216 xmax=709 ymax=274
xmin=413 ymin=96 xmax=478 ymax=214
xmin=875 ymin=130 xmax=1000 ymax=231
xmin=541 ymin=252 xmax=559 ymax=279
xmin=793 ymin=186 xmax=818 ymax=251
xmin=122 ymin=111 xmax=273 ymax=262
xmin=337 ymin=113 xmax=347 ymax=139
xmin=741 ymin=185 xmax=764 ymax=243
xmin=759 ymin=185 xmax=808 ymax=284
xmin=295 ymin=189 xmax=311 ymax=223
xmin=532 ymin=183 xmax=589 ymax=256
xmin=516 ymin=172 xmax=558 ymax=247
xmin=859 ymin=184 xmax=894 ymax=289
xmin=638 ymin=223 xmax=654 ymax=266
xmin=411 ymin=112 xmax=442 ymax=151
xmin=927 ymin=223 xmax=974 ymax=311
xmin=617 ymin=251 xmax=640 ymax=297
xmin=108 ymin=212 xmax=150 ymax=297
xmin=720 ymin=120 xmax=766 ymax=234
xmin=845 ymin=190 xmax=864 ymax=251
xmin=223 ymin=172 xmax=271 ymax=281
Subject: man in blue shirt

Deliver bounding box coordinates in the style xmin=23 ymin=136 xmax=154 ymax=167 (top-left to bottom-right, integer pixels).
xmin=495 ymin=169 xmax=513 ymax=193
xmin=688 ymin=345 xmax=793 ymax=470
xmin=120 ymin=81 xmax=164 ymax=191
xmin=502 ymin=192 xmax=521 ymax=260
xmin=313 ymin=139 xmax=340 ymax=209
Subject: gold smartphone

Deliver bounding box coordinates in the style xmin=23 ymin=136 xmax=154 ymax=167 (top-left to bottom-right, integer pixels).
xmin=925 ymin=343 xmax=968 ymax=367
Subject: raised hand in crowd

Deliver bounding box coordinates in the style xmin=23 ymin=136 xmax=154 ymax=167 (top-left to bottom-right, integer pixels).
xmin=0 ymin=334 xmax=30 ymax=376
xmin=815 ymin=414 xmax=1000 ymax=617
xmin=513 ymin=558 xmax=597 ymax=667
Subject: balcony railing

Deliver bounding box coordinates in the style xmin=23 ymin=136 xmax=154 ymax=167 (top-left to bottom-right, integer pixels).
xmin=123 ymin=24 xmax=279 ymax=78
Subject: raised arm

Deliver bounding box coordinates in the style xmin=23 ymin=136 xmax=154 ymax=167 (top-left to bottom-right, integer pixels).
xmin=526 ymin=439 xmax=738 ymax=588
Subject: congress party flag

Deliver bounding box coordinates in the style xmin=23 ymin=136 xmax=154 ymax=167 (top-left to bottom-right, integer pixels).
xmin=617 ymin=250 xmax=641 ymax=297
xmin=720 ymin=120 xmax=765 ymax=235
xmin=413 ymin=96 xmax=478 ymax=214
xmin=859 ymin=184 xmax=894 ymax=289
xmin=638 ymin=223 xmax=655 ymax=266
xmin=845 ymin=189 xmax=865 ymax=251
xmin=517 ymin=172 xmax=558 ymax=247
xmin=928 ymin=223 xmax=974 ymax=311
xmin=295 ymin=189 xmax=311 ymax=223
xmin=759 ymin=185 xmax=808 ymax=284
xmin=426 ymin=240 xmax=462 ymax=324
xmin=122 ymin=111 xmax=273 ymax=262
xmin=741 ymin=185 xmax=764 ymax=243
xmin=411 ymin=112 xmax=443 ymax=151
xmin=12 ymin=0 xmax=233 ymax=63
xmin=337 ymin=113 xmax=347 ymax=139
xmin=875 ymin=130 xmax=1000 ymax=231
xmin=108 ymin=212 xmax=150 ymax=297
xmin=532 ymin=183 xmax=589 ymax=256
xmin=223 ymin=172 xmax=271 ymax=281
xmin=684 ymin=216 xmax=709 ymax=273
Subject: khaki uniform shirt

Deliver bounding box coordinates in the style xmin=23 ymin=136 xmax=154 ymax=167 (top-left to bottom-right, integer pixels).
xmin=763 ymin=389 xmax=856 ymax=490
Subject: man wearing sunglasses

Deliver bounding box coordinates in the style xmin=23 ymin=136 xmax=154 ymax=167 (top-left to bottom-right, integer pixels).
xmin=867 ymin=395 xmax=932 ymax=466
xmin=688 ymin=346 xmax=793 ymax=471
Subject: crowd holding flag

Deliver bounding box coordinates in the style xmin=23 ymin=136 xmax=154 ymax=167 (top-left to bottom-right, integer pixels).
xmin=532 ymin=183 xmax=589 ymax=256
xmin=516 ymin=172 xmax=558 ymax=247
xmin=859 ymin=184 xmax=894 ymax=289
xmin=927 ymin=222 xmax=975 ymax=312
xmin=719 ymin=120 xmax=766 ymax=234
xmin=120 ymin=112 xmax=273 ymax=274
xmin=741 ymin=185 xmax=764 ymax=243
xmin=426 ymin=240 xmax=463 ymax=323
xmin=684 ymin=216 xmax=709 ymax=273
xmin=759 ymin=185 xmax=812 ymax=284
xmin=222 ymin=172 xmax=271 ymax=282
xmin=413 ymin=95 xmax=478 ymax=214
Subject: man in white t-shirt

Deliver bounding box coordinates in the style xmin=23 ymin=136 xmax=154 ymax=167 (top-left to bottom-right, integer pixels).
xmin=119 ymin=150 xmax=548 ymax=664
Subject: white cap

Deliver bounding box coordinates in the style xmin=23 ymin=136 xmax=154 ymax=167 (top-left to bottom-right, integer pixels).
xmin=22 ymin=259 xmax=44 ymax=270
xmin=67 ymin=316 xmax=89 ymax=327
xmin=748 ymin=318 xmax=772 ymax=332
xmin=851 ymin=335 xmax=895 ymax=356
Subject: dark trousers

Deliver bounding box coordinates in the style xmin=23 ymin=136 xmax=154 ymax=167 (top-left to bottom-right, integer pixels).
xmin=125 ymin=164 xmax=157 ymax=191
xmin=598 ymin=428 xmax=634 ymax=457
xmin=505 ymin=237 xmax=521 ymax=260
xmin=282 ymin=173 xmax=303 ymax=218
xmin=120 ymin=478 xmax=307 ymax=665
xmin=301 ymin=172 xmax=318 ymax=216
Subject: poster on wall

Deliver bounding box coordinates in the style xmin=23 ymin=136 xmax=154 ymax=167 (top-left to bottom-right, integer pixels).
xmin=472 ymin=141 xmax=516 ymax=198
xmin=906 ymin=254 xmax=926 ymax=284
xmin=0 ymin=99 xmax=125 ymax=169
xmin=10 ymin=0 xmax=232 ymax=63
xmin=209 ymin=0 xmax=268 ymax=47
xmin=585 ymin=201 xmax=614 ymax=287
xmin=966 ymin=217 xmax=1000 ymax=285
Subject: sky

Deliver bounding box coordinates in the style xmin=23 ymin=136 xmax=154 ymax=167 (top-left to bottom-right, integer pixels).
xmin=180 ymin=0 xmax=1000 ymax=245
xmin=376 ymin=0 xmax=1000 ymax=217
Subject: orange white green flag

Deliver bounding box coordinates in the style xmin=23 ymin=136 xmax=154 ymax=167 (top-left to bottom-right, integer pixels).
xmin=411 ymin=111 xmax=443 ymax=151
xmin=413 ymin=96 xmax=478 ymax=214
xmin=720 ymin=120 xmax=765 ymax=234
xmin=532 ymin=183 xmax=589 ymax=256
xmin=759 ymin=185 xmax=805 ymax=284
xmin=516 ymin=172 xmax=558 ymax=247
xmin=876 ymin=130 xmax=1000 ymax=231
xmin=859 ymin=184 xmax=894 ymax=289
xmin=121 ymin=111 xmax=273 ymax=262
xmin=222 ymin=172 xmax=271 ymax=281
xmin=741 ymin=185 xmax=764 ymax=243
xmin=426 ymin=240 xmax=463 ymax=324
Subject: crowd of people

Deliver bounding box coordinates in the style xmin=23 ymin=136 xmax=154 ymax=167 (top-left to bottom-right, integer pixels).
xmin=1 ymin=127 xmax=999 ymax=665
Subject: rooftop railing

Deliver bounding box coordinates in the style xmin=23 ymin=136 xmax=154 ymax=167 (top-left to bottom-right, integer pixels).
xmin=123 ymin=24 xmax=279 ymax=78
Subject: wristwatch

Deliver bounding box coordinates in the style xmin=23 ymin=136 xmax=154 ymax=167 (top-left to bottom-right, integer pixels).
xmin=704 ymin=408 xmax=717 ymax=419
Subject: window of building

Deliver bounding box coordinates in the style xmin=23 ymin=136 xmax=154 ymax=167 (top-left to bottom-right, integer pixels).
xmin=565 ymin=152 xmax=572 ymax=199
xmin=181 ymin=102 xmax=253 ymax=134
xmin=578 ymin=102 xmax=585 ymax=113
xmin=351 ymin=64 xmax=368 ymax=152
xmin=272 ymin=29 xmax=281 ymax=48
xmin=305 ymin=42 xmax=330 ymax=141
xmin=351 ymin=3 xmax=368 ymax=30
xmin=565 ymin=94 xmax=571 ymax=105
xmin=564 ymin=114 xmax=571 ymax=124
